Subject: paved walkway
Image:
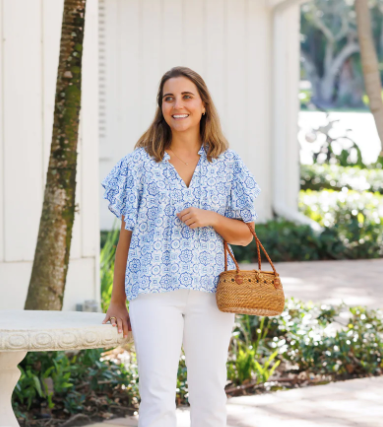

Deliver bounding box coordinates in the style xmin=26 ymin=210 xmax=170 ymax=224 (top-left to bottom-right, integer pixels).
xmin=90 ymin=259 xmax=383 ymax=427
xmin=253 ymin=258 xmax=383 ymax=309
xmin=94 ymin=376 xmax=383 ymax=427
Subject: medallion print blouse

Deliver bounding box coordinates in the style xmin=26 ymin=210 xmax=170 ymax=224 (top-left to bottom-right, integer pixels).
xmin=101 ymin=144 xmax=261 ymax=301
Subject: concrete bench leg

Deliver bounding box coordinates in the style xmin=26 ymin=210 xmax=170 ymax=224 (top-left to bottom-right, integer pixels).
xmin=0 ymin=351 xmax=27 ymax=427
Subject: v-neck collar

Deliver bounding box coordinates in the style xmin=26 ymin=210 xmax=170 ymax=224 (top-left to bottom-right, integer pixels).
xmin=163 ymin=143 xmax=207 ymax=163
xmin=163 ymin=144 xmax=206 ymax=189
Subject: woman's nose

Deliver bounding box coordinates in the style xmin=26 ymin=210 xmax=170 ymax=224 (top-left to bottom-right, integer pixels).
xmin=173 ymin=97 xmax=184 ymax=109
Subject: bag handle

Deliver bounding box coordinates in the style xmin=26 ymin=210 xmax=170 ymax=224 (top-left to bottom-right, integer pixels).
xmin=223 ymin=222 xmax=278 ymax=276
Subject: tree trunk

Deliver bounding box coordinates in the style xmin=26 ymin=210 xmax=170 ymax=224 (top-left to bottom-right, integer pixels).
xmin=24 ymin=0 xmax=87 ymax=310
xmin=355 ymin=0 xmax=383 ymax=156
xmin=301 ymin=50 xmax=321 ymax=102
xmin=320 ymin=41 xmax=360 ymax=105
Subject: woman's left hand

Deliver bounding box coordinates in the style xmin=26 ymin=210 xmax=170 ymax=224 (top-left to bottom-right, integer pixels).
xmin=177 ymin=207 xmax=218 ymax=229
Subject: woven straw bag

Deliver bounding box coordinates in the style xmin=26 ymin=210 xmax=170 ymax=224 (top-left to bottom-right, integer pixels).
xmin=216 ymin=222 xmax=285 ymax=317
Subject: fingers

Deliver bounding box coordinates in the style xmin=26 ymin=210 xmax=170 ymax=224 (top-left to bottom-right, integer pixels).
xmin=185 ymin=218 xmax=197 ymax=227
xmin=178 ymin=212 xmax=197 ymax=227
xmin=127 ymin=313 xmax=132 ymax=332
xmin=117 ymin=317 xmax=123 ymax=334
xmin=177 ymin=208 xmax=191 ymax=218
xmin=180 ymin=212 xmax=192 ymax=221
xmin=178 ymin=208 xmax=198 ymax=222
xmin=103 ymin=313 xmax=131 ymax=338
xmin=121 ymin=319 xmax=130 ymax=337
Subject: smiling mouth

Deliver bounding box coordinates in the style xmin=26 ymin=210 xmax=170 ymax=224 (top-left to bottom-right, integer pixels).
xmin=172 ymin=114 xmax=189 ymax=120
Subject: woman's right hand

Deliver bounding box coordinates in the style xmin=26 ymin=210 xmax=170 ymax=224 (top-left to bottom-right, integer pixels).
xmin=102 ymin=301 xmax=132 ymax=337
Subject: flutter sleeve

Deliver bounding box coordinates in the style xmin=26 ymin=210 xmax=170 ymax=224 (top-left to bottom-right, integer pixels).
xmin=101 ymin=154 xmax=140 ymax=231
xmin=225 ymin=154 xmax=261 ymax=223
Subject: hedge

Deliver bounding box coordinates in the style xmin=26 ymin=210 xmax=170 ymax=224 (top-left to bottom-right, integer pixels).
xmin=300 ymin=164 xmax=383 ymax=194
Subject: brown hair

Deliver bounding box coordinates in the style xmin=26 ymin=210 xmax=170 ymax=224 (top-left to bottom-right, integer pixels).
xmin=134 ymin=66 xmax=229 ymax=162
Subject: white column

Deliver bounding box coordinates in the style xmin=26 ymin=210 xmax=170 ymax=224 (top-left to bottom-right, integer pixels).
xmin=270 ymin=1 xmax=321 ymax=229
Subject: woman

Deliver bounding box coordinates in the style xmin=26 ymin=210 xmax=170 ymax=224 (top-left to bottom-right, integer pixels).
xmin=101 ymin=66 xmax=261 ymax=427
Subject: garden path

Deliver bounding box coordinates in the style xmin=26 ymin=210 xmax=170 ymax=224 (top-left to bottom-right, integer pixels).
xmin=263 ymin=258 xmax=383 ymax=309
xmin=94 ymin=376 xmax=383 ymax=426
xmin=89 ymin=258 xmax=383 ymax=427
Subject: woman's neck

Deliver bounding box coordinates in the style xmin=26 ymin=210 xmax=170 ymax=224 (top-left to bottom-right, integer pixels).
xmin=169 ymin=130 xmax=202 ymax=154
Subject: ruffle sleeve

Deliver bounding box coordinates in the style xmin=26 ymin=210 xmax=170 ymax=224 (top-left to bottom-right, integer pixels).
xmin=101 ymin=154 xmax=141 ymax=231
xmin=225 ymin=155 xmax=261 ymax=223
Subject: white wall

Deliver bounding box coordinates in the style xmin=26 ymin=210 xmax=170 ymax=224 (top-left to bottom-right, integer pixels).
xmin=0 ymin=0 xmax=100 ymax=311
xmin=99 ymin=0 xmax=275 ymax=229
xmin=271 ymin=1 xmax=301 ymax=214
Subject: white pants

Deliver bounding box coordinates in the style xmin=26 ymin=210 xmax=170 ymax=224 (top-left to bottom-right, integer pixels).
xmin=129 ymin=289 xmax=235 ymax=427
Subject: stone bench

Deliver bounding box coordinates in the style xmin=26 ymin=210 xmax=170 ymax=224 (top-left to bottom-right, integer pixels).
xmin=0 ymin=310 xmax=132 ymax=427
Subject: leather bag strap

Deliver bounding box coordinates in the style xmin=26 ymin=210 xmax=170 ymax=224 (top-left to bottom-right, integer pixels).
xmin=223 ymin=222 xmax=278 ymax=275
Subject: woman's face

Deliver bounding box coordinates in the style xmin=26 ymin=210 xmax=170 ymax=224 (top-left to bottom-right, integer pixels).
xmin=161 ymin=76 xmax=205 ymax=134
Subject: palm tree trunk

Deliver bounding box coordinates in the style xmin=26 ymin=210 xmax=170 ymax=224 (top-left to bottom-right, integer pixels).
xmin=355 ymin=0 xmax=383 ymax=156
xmin=24 ymin=0 xmax=87 ymax=310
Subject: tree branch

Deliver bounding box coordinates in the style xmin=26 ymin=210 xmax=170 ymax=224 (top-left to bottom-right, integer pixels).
xmin=330 ymin=41 xmax=360 ymax=76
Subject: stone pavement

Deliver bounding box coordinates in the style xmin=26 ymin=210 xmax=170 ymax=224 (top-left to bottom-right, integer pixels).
xmin=253 ymin=258 xmax=383 ymax=309
xmin=92 ymin=376 xmax=383 ymax=427
xmin=89 ymin=259 xmax=383 ymax=427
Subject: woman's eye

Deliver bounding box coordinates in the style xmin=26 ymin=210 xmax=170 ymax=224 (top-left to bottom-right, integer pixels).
xmin=164 ymin=95 xmax=191 ymax=101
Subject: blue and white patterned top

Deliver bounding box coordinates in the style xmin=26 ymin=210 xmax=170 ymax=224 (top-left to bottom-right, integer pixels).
xmin=101 ymin=144 xmax=261 ymax=301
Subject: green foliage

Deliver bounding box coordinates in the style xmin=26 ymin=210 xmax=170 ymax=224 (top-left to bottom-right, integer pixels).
xmin=234 ymin=299 xmax=383 ymax=378
xmin=300 ymin=189 xmax=383 ymax=258
xmin=13 ymin=349 xmax=139 ymax=415
xmin=299 ymin=188 xmax=383 ymax=228
xmin=228 ymin=316 xmax=280 ymax=385
xmin=233 ymin=217 xmax=383 ymax=263
xmin=254 ymin=351 xmax=281 ymax=384
xmin=100 ymin=220 xmax=120 ymax=312
xmin=233 ymin=219 xmax=325 ymax=263
xmin=233 ymin=185 xmax=383 ymax=263
xmin=299 ymin=0 xmax=383 ymax=109
xmin=301 ymin=164 xmax=383 ymax=194
xmin=227 ymin=342 xmax=259 ymax=385
xmin=266 ymin=299 xmax=383 ymax=377
xmin=176 ymin=352 xmax=188 ymax=404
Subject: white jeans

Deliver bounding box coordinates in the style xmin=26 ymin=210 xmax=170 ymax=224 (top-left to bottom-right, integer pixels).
xmin=129 ymin=289 xmax=235 ymax=427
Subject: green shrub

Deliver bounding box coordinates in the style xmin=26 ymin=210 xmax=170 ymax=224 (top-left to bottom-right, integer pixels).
xmin=13 ymin=349 xmax=139 ymax=417
xmin=299 ymin=189 xmax=383 ymax=258
xmin=233 ymin=189 xmax=383 ymax=263
xmin=228 ymin=316 xmax=280 ymax=386
xmin=232 ymin=217 xmax=383 ymax=263
xmin=301 ymin=164 xmax=383 ymax=194
xmin=269 ymin=299 xmax=383 ymax=377
xmin=299 ymin=188 xmax=383 ymax=227
xmin=232 ymin=219 xmax=325 ymax=262
xmin=235 ymin=299 xmax=383 ymax=378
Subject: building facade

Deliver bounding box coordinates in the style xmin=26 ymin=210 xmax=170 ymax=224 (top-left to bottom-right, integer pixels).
xmin=0 ymin=0 xmax=305 ymax=311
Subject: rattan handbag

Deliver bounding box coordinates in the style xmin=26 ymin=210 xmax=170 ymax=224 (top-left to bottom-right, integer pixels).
xmin=216 ymin=222 xmax=285 ymax=317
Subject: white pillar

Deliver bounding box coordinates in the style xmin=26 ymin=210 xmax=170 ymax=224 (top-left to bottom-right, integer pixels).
xmin=270 ymin=1 xmax=321 ymax=230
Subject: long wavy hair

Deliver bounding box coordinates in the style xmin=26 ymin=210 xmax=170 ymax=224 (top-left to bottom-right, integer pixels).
xmin=134 ymin=66 xmax=229 ymax=162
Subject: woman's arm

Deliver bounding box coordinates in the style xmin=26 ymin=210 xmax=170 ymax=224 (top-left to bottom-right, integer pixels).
xmin=177 ymin=208 xmax=254 ymax=246
xmin=102 ymin=215 xmax=133 ymax=336
xmin=211 ymin=215 xmax=254 ymax=246
xmin=111 ymin=217 xmax=132 ymax=303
